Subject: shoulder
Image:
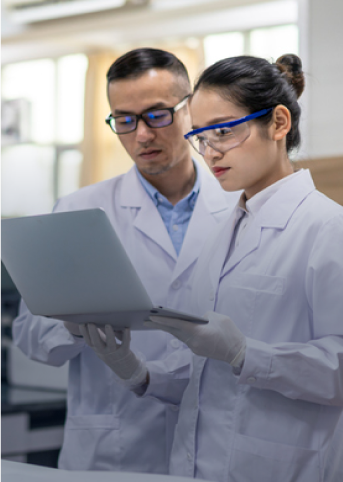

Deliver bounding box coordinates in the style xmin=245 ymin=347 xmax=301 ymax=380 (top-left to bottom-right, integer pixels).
xmin=55 ymin=172 xmax=127 ymax=212
xmin=301 ymin=189 xmax=343 ymax=228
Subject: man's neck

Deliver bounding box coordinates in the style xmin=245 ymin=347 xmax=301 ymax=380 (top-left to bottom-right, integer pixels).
xmin=141 ymin=157 xmax=196 ymax=206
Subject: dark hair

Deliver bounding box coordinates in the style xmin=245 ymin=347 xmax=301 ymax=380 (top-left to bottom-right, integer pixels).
xmin=107 ymin=47 xmax=190 ymax=96
xmin=193 ymin=54 xmax=305 ymax=152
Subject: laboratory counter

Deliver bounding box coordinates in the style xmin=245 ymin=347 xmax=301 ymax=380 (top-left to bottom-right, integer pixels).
xmin=2 ymin=460 xmax=209 ymax=482
xmin=1 ymin=383 xmax=67 ymax=466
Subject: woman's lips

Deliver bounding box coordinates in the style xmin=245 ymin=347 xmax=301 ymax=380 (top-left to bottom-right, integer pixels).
xmin=212 ymin=166 xmax=230 ymax=178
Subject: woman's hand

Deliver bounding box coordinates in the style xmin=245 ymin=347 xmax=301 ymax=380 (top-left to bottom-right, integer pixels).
xmin=145 ymin=311 xmax=246 ymax=368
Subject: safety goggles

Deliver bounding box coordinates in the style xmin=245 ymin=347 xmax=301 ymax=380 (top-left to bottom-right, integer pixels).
xmin=184 ymin=108 xmax=273 ymax=155
xmin=105 ymin=95 xmax=190 ymax=134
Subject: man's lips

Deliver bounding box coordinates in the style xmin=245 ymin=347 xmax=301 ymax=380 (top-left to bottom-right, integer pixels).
xmin=212 ymin=166 xmax=231 ymax=178
xmin=139 ymin=149 xmax=162 ymax=160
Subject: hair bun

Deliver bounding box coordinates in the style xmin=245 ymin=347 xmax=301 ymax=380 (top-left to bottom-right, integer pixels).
xmin=275 ymin=54 xmax=305 ymax=99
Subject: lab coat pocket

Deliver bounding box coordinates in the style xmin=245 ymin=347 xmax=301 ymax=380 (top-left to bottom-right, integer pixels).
xmin=230 ymin=433 xmax=320 ymax=482
xmin=218 ymin=272 xmax=286 ymax=338
xmin=230 ymin=272 xmax=285 ymax=295
xmin=59 ymin=414 xmax=121 ymax=470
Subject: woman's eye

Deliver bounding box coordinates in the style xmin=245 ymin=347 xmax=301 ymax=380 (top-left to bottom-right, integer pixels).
xmin=214 ymin=127 xmax=233 ymax=137
xmin=195 ymin=135 xmax=206 ymax=144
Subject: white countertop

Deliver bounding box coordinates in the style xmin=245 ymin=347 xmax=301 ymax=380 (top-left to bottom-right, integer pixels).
xmin=1 ymin=460 xmax=209 ymax=482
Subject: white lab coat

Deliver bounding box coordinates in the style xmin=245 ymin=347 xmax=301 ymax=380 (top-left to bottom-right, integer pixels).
xmin=12 ymin=163 xmax=239 ymax=473
xmin=167 ymin=170 xmax=343 ymax=482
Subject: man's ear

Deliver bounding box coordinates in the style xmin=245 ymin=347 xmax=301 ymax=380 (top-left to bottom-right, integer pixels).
xmin=271 ymin=104 xmax=291 ymax=141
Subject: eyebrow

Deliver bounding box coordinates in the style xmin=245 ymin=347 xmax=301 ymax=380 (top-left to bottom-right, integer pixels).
xmin=192 ymin=115 xmax=237 ymax=129
xmin=114 ymin=102 xmax=169 ymax=116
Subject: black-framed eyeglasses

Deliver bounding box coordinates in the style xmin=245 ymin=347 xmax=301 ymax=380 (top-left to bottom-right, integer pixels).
xmin=105 ymin=95 xmax=190 ymax=134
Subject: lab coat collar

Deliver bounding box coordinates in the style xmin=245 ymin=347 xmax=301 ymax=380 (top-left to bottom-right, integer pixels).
xmin=209 ymin=169 xmax=316 ymax=283
xmin=120 ymin=166 xmax=149 ymax=208
xmin=119 ymin=162 xmax=231 ymax=265
xmin=119 ymin=166 xmax=177 ymax=259
xmin=258 ymin=169 xmax=316 ymax=228
xmin=171 ymin=169 xmax=231 ymax=283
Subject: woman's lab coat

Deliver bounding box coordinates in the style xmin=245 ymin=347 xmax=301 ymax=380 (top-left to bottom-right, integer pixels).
xmin=169 ymin=170 xmax=343 ymax=482
xmin=12 ymin=163 xmax=238 ymax=473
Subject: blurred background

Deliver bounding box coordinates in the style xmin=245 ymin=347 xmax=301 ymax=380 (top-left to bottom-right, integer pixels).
xmin=2 ymin=0 xmax=343 ymax=220
xmin=1 ymin=0 xmax=343 ymax=468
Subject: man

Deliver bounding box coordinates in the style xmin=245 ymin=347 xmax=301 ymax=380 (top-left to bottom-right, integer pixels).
xmin=12 ymin=48 xmax=239 ymax=473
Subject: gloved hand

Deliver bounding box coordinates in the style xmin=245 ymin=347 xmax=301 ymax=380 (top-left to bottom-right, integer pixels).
xmin=64 ymin=320 xmax=82 ymax=337
xmin=79 ymin=324 xmax=148 ymax=388
xmin=146 ymin=311 xmax=246 ymax=368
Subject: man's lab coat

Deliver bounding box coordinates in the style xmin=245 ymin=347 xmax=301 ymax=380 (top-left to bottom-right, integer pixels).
xmin=12 ymin=163 xmax=238 ymax=473
xmin=166 ymin=170 xmax=343 ymax=482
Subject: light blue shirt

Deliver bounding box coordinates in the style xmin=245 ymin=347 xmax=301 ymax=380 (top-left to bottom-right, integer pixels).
xmin=135 ymin=163 xmax=200 ymax=255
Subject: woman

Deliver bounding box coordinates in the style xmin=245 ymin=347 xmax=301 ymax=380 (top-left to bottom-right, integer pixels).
xmin=147 ymin=54 xmax=343 ymax=482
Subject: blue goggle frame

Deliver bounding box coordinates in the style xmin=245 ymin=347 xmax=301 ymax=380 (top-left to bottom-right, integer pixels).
xmin=184 ymin=108 xmax=273 ymax=139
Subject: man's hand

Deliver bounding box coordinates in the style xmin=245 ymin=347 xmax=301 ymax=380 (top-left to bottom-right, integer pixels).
xmin=79 ymin=324 xmax=148 ymax=388
xmin=64 ymin=320 xmax=82 ymax=337
xmin=145 ymin=311 xmax=246 ymax=368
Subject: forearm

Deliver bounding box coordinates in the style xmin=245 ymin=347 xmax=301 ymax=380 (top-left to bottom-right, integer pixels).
xmin=12 ymin=300 xmax=85 ymax=366
xmin=239 ymin=335 xmax=343 ymax=406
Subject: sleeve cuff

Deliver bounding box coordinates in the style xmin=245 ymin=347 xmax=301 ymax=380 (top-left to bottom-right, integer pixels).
xmin=237 ymin=337 xmax=273 ymax=389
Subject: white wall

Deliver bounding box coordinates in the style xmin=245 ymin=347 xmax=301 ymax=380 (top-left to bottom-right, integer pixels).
xmin=299 ymin=0 xmax=343 ymax=159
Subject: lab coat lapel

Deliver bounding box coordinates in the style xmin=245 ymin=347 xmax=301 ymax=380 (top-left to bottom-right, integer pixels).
xmin=221 ymin=219 xmax=263 ymax=276
xmin=207 ymin=206 xmax=244 ymax=291
xmin=220 ymin=169 xmax=316 ymax=278
xmin=171 ymin=171 xmax=232 ymax=283
xmin=120 ymin=167 xmax=177 ymax=261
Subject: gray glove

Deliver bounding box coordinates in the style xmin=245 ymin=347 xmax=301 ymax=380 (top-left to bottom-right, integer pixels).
xmin=79 ymin=324 xmax=148 ymax=388
xmin=64 ymin=320 xmax=82 ymax=337
xmin=146 ymin=311 xmax=246 ymax=368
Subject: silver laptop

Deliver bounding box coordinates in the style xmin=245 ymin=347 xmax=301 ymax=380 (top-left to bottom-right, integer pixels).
xmin=1 ymin=208 xmax=207 ymax=329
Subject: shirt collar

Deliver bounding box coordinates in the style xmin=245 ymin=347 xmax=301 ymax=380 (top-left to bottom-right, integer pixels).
xmin=135 ymin=160 xmax=200 ymax=207
xmin=238 ymin=169 xmax=304 ymax=217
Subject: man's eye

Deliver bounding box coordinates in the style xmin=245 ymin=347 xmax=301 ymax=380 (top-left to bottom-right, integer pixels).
xmin=146 ymin=111 xmax=168 ymax=120
xmin=117 ymin=116 xmax=135 ymax=125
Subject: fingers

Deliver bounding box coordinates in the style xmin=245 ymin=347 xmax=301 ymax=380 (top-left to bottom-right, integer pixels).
xmin=97 ymin=327 xmax=107 ymax=343
xmin=85 ymin=323 xmax=107 ymax=351
xmin=104 ymin=324 xmax=123 ymax=350
xmin=149 ymin=315 xmax=194 ymax=331
xmin=64 ymin=320 xmax=81 ymax=336
xmin=79 ymin=324 xmax=92 ymax=345
xmin=80 ymin=323 xmax=127 ymax=353
xmin=144 ymin=320 xmax=183 ymax=339
xmin=120 ymin=328 xmax=131 ymax=351
xmin=144 ymin=320 xmax=171 ymax=332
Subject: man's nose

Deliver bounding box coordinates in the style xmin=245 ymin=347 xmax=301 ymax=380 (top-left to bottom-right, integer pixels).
xmin=135 ymin=119 xmax=155 ymax=142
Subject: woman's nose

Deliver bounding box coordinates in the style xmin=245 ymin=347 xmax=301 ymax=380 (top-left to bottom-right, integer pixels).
xmin=204 ymin=143 xmax=223 ymax=164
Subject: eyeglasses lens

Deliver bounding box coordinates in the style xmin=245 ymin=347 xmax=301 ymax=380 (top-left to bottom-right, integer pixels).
xmin=112 ymin=110 xmax=173 ymax=134
xmin=144 ymin=110 xmax=173 ymax=128
xmin=111 ymin=116 xmax=136 ymax=134
xmin=189 ymin=123 xmax=250 ymax=155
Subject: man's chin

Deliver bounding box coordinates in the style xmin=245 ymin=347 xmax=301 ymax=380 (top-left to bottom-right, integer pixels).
xmin=138 ymin=162 xmax=173 ymax=177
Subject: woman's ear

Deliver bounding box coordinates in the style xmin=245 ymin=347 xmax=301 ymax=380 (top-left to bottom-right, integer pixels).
xmin=272 ymin=104 xmax=291 ymax=141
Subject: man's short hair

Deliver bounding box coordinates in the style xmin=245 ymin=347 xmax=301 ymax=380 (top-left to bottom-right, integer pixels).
xmin=107 ymin=47 xmax=190 ymax=96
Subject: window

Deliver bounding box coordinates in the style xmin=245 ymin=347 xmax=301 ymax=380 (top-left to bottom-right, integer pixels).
xmin=1 ymin=54 xmax=88 ymax=217
xmin=203 ymin=24 xmax=298 ymax=66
